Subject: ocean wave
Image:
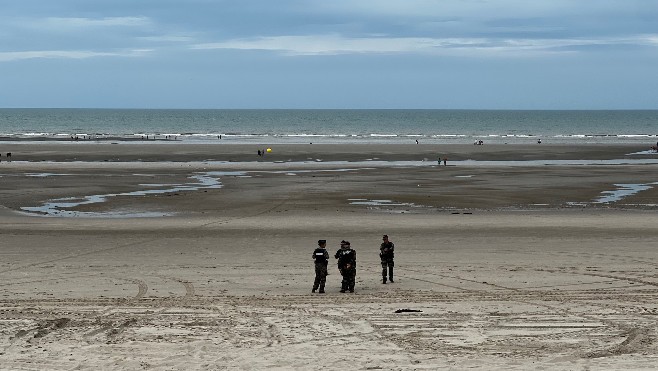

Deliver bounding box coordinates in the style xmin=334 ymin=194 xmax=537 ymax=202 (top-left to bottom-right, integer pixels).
xmin=1 ymin=132 xmax=657 ymax=145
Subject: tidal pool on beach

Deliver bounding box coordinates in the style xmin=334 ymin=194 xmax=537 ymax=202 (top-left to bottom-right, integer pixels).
xmin=594 ymin=182 xmax=658 ymax=204
xmin=11 ymin=157 xmax=658 ymax=217
xmin=20 ymin=171 xmax=246 ymax=217
xmin=17 ymin=168 xmax=367 ymax=217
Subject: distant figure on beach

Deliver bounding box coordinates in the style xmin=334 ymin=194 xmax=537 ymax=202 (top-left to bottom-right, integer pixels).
xmin=6 ymin=153 xmax=11 ymax=161
xmin=312 ymin=240 xmax=329 ymax=293
xmin=380 ymin=234 xmax=395 ymax=284
xmin=415 ymin=139 xmax=419 ymax=144
xmin=437 ymin=156 xmax=441 ymax=165
xmin=443 ymin=158 xmax=447 ymax=166
xmin=335 ymin=240 xmax=356 ymax=293
xmin=538 ymin=139 xmax=542 ymax=144
xmin=257 ymin=150 xmax=262 ymax=156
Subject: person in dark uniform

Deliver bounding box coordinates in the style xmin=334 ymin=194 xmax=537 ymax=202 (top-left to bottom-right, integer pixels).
xmin=380 ymin=234 xmax=395 ymax=284
xmin=335 ymin=240 xmax=357 ymax=293
xmin=312 ymin=240 xmax=329 ymax=293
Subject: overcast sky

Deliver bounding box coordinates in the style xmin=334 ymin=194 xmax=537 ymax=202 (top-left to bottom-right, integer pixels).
xmin=1 ymin=0 xmax=657 ymax=109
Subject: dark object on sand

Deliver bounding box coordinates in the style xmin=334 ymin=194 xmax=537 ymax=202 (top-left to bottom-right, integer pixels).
xmin=395 ymin=309 xmax=423 ymax=313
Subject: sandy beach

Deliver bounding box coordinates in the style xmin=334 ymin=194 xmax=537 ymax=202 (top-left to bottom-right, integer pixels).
xmin=1 ymin=143 xmax=658 ymax=370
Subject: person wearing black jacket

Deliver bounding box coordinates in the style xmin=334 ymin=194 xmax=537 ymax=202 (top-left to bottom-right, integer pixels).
xmin=380 ymin=234 xmax=395 ymax=284
xmin=312 ymin=240 xmax=329 ymax=293
xmin=335 ymin=240 xmax=357 ymax=293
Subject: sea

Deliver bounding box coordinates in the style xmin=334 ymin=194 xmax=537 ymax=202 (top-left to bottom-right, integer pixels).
xmin=0 ymin=109 xmax=657 ymax=145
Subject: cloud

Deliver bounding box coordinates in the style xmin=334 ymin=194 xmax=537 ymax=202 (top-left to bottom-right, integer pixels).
xmin=0 ymin=49 xmax=152 ymax=62
xmin=0 ymin=15 xmax=161 ymax=62
xmin=309 ymin=0 xmax=655 ymax=20
xmin=43 ymin=16 xmax=152 ymax=28
xmin=193 ymin=35 xmax=451 ymax=55
xmin=136 ymin=35 xmax=195 ymax=43
xmin=191 ymin=33 xmax=658 ymax=56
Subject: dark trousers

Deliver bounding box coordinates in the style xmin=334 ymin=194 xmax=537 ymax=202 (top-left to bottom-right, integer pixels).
xmin=340 ymin=268 xmax=356 ymax=291
xmin=313 ymin=264 xmax=328 ymax=291
xmin=381 ymin=259 xmax=394 ymax=281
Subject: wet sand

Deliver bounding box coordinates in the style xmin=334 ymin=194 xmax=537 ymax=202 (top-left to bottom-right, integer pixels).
xmin=1 ymin=143 xmax=658 ymax=370
xmin=0 ymin=141 xmax=652 ymax=162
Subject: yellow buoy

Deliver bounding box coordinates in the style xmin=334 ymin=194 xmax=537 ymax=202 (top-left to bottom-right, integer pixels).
xmin=266 ymin=148 xmax=272 ymax=153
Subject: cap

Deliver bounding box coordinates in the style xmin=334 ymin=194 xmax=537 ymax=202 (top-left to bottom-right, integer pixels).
xmin=340 ymin=240 xmax=350 ymax=246
xmin=318 ymin=239 xmax=326 ymax=245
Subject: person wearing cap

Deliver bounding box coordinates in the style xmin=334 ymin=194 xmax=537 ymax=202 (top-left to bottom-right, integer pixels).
xmin=334 ymin=240 xmax=357 ymax=293
xmin=312 ymin=240 xmax=330 ymax=293
xmin=380 ymin=234 xmax=395 ymax=284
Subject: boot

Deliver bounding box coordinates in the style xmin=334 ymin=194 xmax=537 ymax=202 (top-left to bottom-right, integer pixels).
xmin=382 ymin=277 xmax=387 ymax=284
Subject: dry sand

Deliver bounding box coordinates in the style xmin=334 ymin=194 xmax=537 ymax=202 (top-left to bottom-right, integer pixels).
xmin=1 ymin=143 xmax=658 ymax=370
